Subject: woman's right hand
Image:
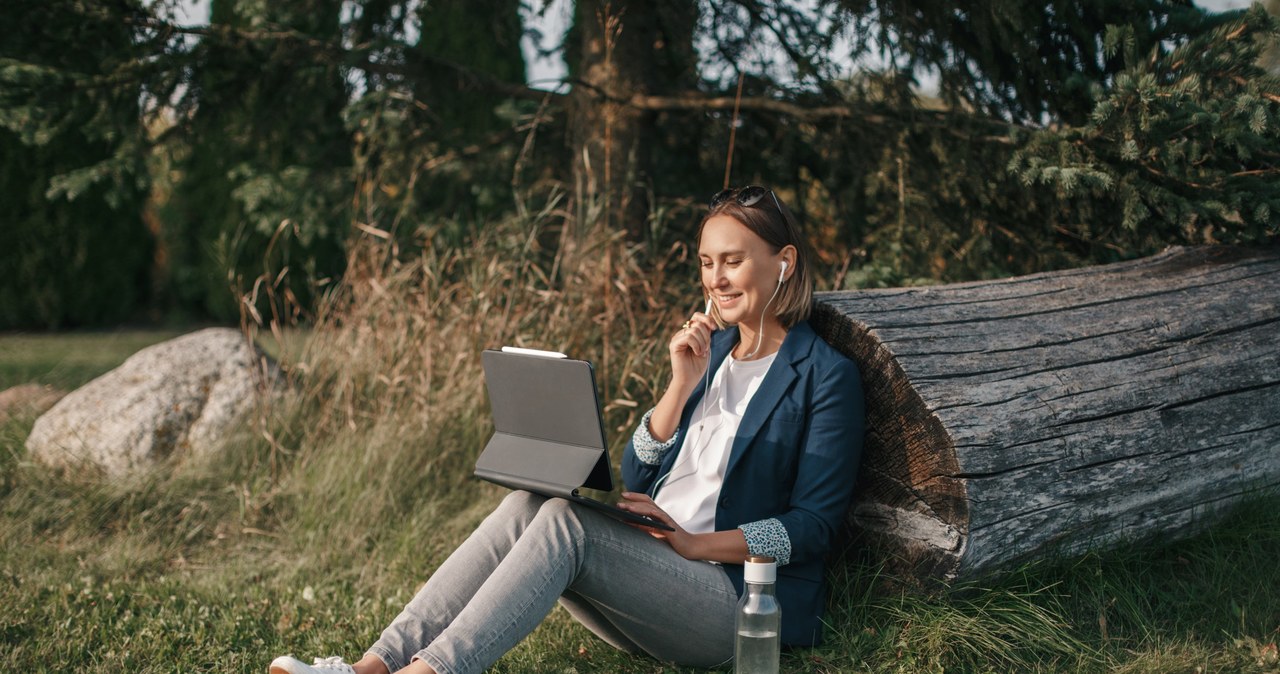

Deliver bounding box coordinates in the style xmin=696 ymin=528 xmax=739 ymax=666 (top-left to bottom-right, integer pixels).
xmin=644 ymin=308 xmax=718 ymax=444
xmin=668 ymin=309 xmax=718 ymax=394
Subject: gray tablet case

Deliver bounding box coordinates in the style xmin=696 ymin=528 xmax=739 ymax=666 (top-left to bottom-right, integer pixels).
xmin=475 ymin=349 xmax=672 ymax=530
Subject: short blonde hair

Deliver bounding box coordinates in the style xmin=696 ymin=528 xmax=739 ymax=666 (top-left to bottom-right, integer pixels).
xmin=698 ymin=186 xmax=813 ymax=329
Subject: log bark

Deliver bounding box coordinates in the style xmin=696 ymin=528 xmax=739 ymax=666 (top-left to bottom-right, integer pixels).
xmin=810 ymin=245 xmax=1280 ymax=583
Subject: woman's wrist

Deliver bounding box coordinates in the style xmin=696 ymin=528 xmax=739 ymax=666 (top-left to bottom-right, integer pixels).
xmin=649 ymin=381 xmax=692 ymax=442
xmin=666 ymin=376 xmax=698 ymax=405
xmin=683 ymin=529 xmax=750 ymax=564
xmin=681 ymin=532 xmax=707 ymax=561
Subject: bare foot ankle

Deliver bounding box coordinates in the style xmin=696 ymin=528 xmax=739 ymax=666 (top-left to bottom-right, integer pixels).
xmin=351 ymin=655 xmax=390 ymax=674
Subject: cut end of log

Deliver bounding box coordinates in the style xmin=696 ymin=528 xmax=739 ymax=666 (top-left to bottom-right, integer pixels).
xmin=810 ymin=301 xmax=971 ymax=582
xmin=851 ymin=502 xmax=967 ymax=582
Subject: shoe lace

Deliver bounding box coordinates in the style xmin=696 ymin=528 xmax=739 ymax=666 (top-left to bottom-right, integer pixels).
xmin=312 ymin=656 xmax=352 ymax=670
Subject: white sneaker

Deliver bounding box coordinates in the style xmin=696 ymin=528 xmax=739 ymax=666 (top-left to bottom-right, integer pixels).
xmin=268 ymin=655 xmax=357 ymax=674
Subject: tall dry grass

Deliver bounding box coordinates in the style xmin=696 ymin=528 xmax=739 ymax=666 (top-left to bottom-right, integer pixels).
xmin=243 ymin=188 xmax=704 ymax=586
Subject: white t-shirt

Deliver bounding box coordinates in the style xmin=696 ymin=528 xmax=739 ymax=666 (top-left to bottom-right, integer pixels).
xmin=654 ymin=351 xmax=778 ymax=533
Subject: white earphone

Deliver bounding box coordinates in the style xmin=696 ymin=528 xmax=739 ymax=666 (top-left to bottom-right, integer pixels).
xmin=778 ymin=260 xmax=788 ymax=283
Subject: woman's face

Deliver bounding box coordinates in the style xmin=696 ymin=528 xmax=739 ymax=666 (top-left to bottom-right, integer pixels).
xmin=698 ymin=214 xmax=788 ymax=328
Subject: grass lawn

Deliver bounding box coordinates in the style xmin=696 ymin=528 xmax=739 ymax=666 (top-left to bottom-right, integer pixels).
xmin=0 ymin=329 xmax=187 ymax=391
xmin=1 ymin=331 xmax=1277 ymax=673
xmin=0 ymin=327 xmax=306 ymax=391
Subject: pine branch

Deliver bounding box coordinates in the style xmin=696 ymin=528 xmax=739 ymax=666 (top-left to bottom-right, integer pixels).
xmin=630 ymin=92 xmax=1024 ymax=141
xmin=120 ymin=13 xmax=1025 ymax=144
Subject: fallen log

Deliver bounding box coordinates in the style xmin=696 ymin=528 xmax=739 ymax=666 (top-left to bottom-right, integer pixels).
xmin=811 ymin=245 xmax=1280 ymax=583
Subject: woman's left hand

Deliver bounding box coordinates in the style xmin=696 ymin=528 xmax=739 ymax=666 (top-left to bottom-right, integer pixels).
xmin=617 ymin=492 xmax=699 ymax=558
xmin=618 ymin=492 xmax=753 ymax=564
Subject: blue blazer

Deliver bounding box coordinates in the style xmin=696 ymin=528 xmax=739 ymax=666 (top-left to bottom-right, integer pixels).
xmin=622 ymin=320 xmax=865 ymax=646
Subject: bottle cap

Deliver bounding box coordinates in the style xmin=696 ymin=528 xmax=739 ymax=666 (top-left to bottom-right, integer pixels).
xmin=743 ymin=555 xmax=776 ymax=583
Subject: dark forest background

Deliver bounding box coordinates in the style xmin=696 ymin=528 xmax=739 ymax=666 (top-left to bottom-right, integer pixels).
xmin=2 ymin=0 xmax=1278 ymax=330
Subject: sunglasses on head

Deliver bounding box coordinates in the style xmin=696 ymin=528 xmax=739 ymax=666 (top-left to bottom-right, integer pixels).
xmin=709 ymin=185 xmax=782 ymax=213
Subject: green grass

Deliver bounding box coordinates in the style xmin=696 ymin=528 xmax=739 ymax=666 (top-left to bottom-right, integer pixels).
xmin=0 ymin=328 xmax=307 ymax=391
xmin=4 ymin=333 xmax=1278 ymax=674
xmin=2 ymin=430 xmax=1276 ymax=673
xmin=0 ymin=330 xmax=187 ymax=390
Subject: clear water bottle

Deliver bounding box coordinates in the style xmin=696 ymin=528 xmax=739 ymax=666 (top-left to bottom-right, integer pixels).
xmin=734 ymin=555 xmax=781 ymax=674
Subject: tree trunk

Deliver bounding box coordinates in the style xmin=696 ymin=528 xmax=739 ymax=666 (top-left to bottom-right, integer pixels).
xmin=567 ymin=1 xmax=696 ymax=239
xmin=811 ymin=245 xmax=1280 ymax=584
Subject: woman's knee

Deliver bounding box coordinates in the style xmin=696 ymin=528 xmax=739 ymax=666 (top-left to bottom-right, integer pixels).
xmin=501 ymin=493 xmax=590 ymax=538
xmin=536 ymin=496 xmax=582 ymax=522
xmin=530 ymin=498 xmax=598 ymax=543
xmin=498 ymin=489 xmax=546 ymax=516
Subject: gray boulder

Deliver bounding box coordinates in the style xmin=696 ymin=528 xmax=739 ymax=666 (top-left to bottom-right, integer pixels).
xmin=26 ymin=328 xmax=281 ymax=475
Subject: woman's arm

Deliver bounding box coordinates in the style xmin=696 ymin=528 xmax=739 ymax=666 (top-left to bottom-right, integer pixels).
xmin=622 ymin=410 xmax=675 ymax=493
xmin=647 ymin=311 xmax=718 ymax=442
xmin=622 ymin=311 xmax=721 ymax=492
xmin=765 ymin=356 xmax=865 ymax=565
xmin=719 ymin=353 xmax=864 ymax=567
xmin=617 ymin=492 xmax=750 ymax=564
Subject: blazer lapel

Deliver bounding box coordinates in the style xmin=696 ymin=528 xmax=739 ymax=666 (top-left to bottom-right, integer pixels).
xmin=723 ymin=322 xmax=816 ymax=478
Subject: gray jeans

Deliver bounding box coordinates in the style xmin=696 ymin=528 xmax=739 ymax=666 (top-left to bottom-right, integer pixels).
xmin=366 ymin=490 xmax=739 ymax=674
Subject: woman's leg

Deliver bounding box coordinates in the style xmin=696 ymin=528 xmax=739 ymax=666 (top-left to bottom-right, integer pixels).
xmin=411 ymin=498 xmax=738 ymax=674
xmin=554 ymin=519 xmax=739 ymax=667
xmin=364 ymin=490 xmax=548 ymax=672
xmin=556 ymin=590 xmax=644 ymax=654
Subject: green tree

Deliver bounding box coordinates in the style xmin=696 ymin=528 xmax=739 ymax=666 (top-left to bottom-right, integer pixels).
xmin=160 ymin=0 xmax=352 ymax=322
xmin=0 ymin=0 xmax=154 ymax=328
xmin=1010 ymin=6 xmax=1280 ymax=250
xmin=3 ymin=0 xmax=1277 ymax=328
xmin=307 ymin=0 xmax=531 ymax=256
xmin=405 ymin=0 xmax=529 ymax=223
xmin=660 ymin=1 xmax=1277 ymax=281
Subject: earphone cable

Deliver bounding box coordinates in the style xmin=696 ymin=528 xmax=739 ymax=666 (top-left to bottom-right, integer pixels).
xmin=650 ymin=273 xmax=783 ymax=498
xmin=741 ymin=275 xmax=783 ymax=360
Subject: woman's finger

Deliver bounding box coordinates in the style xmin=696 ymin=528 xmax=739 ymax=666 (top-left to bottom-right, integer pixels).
xmin=619 ymin=493 xmax=666 ymax=519
xmin=690 ymin=313 xmax=718 ymax=350
xmin=670 ymin=326 xmax=707 ymax=359
xmin=680 ymin=328 xmax=706 ymax=357
xmin=619 ymin=491 xmax=654 ymax=506
xmin=683 ymin=318 xmax=716 ymax=355
xmin=691 ymin=311 xmax=717 ymax=332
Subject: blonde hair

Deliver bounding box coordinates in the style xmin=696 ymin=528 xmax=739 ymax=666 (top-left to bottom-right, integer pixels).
xmin=697 ymin=187 xmax=813 ymax=329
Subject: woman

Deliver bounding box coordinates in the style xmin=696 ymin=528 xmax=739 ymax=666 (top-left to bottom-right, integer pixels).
xmin=270 ymin=186 xmax=865 ymax=674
